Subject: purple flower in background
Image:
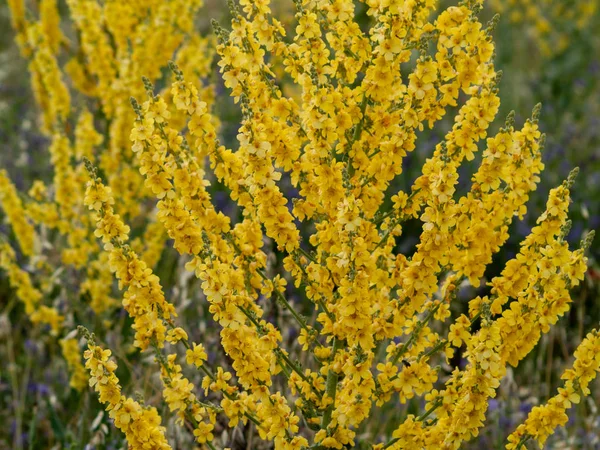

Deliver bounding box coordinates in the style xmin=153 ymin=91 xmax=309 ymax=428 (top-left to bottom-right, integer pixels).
xmin=213 ymin=190 xmax=229 ymax=211
xmin=567 ymin=408 xmax=576 ymax=426
xmin=516 ymin=220 xmax=531 ymax=239
xmin=24 ymin=339 xmax=38 ymax=355
xmin=519 ymin=402 xmax=532 ymax=415
xmin=499 ymin=414 xmax=512 ymax=430
xmin=488 ymin=399 xmax=499 ymax=412
xmin=570 ymin=223 xmax=584 ymax=243
xmin=207 ymin=350 xmax=217 ymax=365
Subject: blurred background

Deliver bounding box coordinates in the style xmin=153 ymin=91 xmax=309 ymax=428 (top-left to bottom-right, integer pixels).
xmin=0 ymin=1 xmax=599 ymax=449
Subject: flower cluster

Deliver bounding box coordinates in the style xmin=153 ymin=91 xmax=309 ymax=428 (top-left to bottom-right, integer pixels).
xmin=0 ymin=241 xmax=63 ymax=334
xmin=506 ymin=329 xmax=600 ymax=449
xmin=1 ymin=0 xmax=597 ymax=449
xmin=0 ymin=170 xmax=36 ymax=257
xmin=81 ymin=332 xmax=171 ymax=450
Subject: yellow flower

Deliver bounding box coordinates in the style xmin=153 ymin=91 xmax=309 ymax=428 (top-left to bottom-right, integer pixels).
xmin=193 ymin=421 xmax=214 ymax=444
xmin=167 ymin=327 xmax=188 ymax=344
xmin=186 ymin=343 xmax=208 ymax=368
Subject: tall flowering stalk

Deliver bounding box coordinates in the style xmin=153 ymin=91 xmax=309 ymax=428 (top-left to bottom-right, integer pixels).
xmin=2 ymin=0 xmax=215 ymax=395
xmin=79 ymin=328 xmax=172 ymax=450
xmin=506 ymin=327 xmax=600 ymax=449
xmin=0 ymin=0 xmax=597 ymax=449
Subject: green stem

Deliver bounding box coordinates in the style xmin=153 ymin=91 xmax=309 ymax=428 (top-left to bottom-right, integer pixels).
xmin=238 ymin=306 xmax=321 ymax=396
xmin=383 ymin=437 xmax=399 ymax=449
xmin=277 ymin=350 xmax=310 ymax=385
xmin=321 ymin=339 xmax=342 ymax=429
xmin=420 ymin=339 xmax=449 ymax=361
xmin=373 ymin=210 xmax=395 ymax=226
xmin=373 ymin=229 xmax=392 ymax=252
xmin=297 ymin=247 xmax=317 ymax=264
xmin=373 ymin=188 xmax=422 ymax=226
xmin=417 ymin=399 xmax=442 ymax=422
xmin=391 ymin=302 xmax=441 ymax=365
xmin=382 ymin=400 xmax=442 ymax=449
xmin=352 ymin=94 xmax=368 ymax=143
xmin=515 ymin=434 xmax=530 ymax=450
xmin=256 ymin=269 xmax=310 ymax=331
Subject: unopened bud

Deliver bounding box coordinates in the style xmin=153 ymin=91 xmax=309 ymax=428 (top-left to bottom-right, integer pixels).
xmin=565 ymin=167 xmax=579 ymax=189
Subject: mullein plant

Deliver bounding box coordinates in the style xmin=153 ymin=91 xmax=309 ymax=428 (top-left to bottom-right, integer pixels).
xmin=0 ymin=0 xmax=597 ymax=449
xmin=3 ymin=0 xmax=215 ymax=394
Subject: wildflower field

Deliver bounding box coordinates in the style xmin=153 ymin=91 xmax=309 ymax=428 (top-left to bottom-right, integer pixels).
xmin=1 ymin=0 xmax=599 ymax=449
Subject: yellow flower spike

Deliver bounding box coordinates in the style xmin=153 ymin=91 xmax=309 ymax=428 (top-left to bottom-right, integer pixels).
xmin=80 ymin=332 xmax=172 ymax=450
xmin=60 ymin=338 xmax=88 ymax=391
xmin=25 ymin=23 xmax=70 ymax=133
xmin=0 ymin=171 xmax=37 ymax=257
xmin=82 ymin=165 xmax=239 ymax=444
xmin=65 ymin=0 xmax=117 ymax=116
xmin=0 ymin=242 xmax=62 ymax=329
xmin=420 ymin=182 xmax=590 ymax=447
xmin=506 ymin=329 xmax=600 ymax=450
xmin=40 ymin=0 xmax=63 ymax=54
